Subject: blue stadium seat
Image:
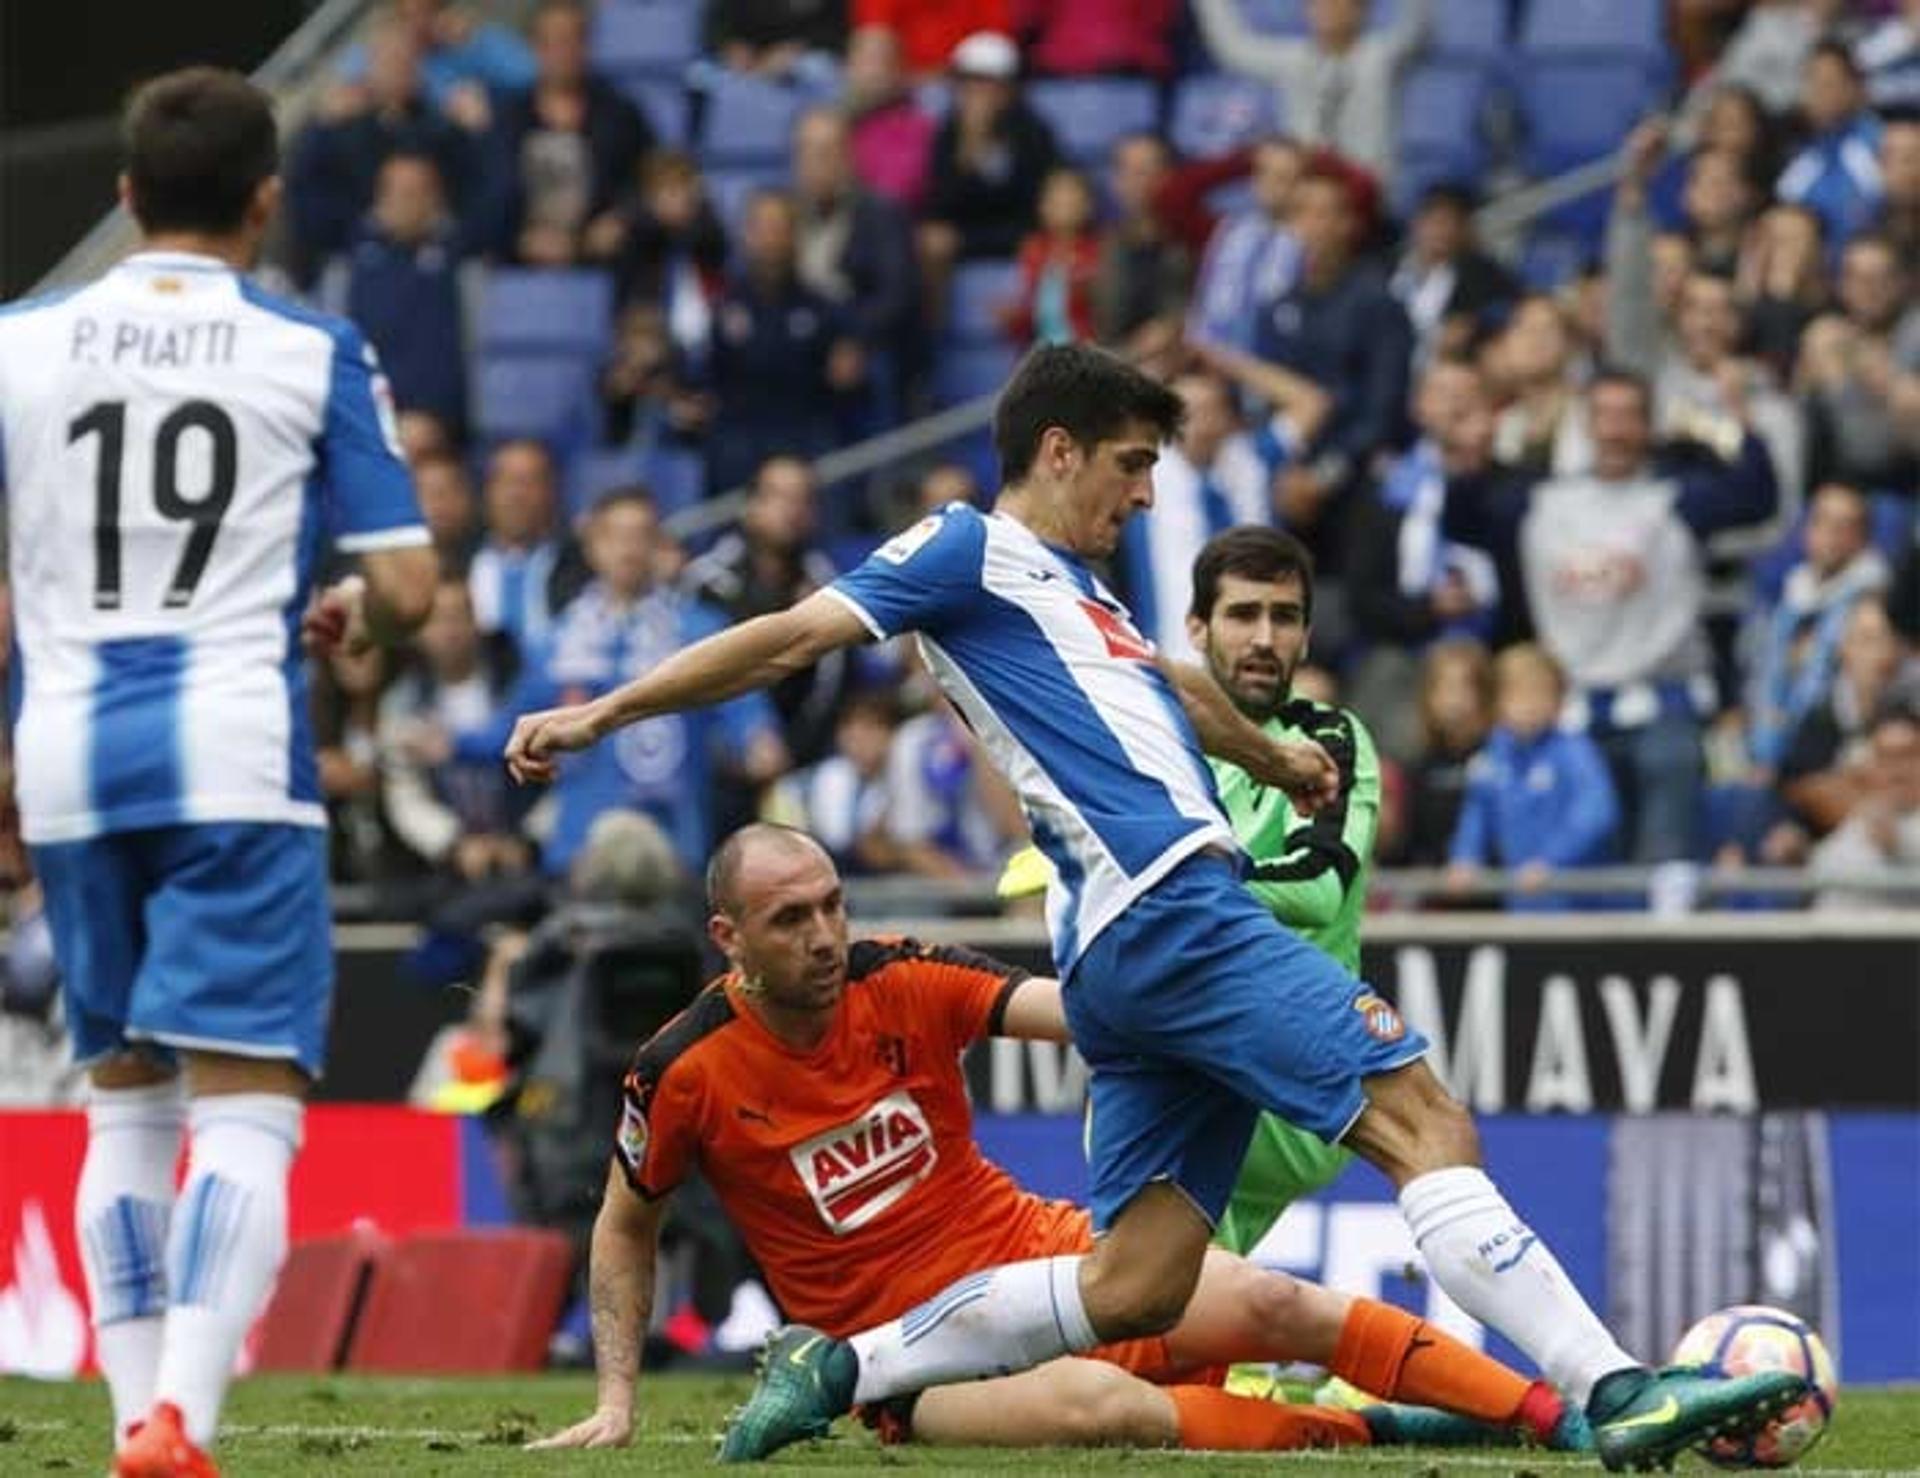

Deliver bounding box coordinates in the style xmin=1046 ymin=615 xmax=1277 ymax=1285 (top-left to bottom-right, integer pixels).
xmin=948 ymin=259 xmax=1019 ymax=347
xmin=699 ymin=72 xmax=807 ymax=164
xmin=645 ymin=446 xmax=707 ymax=518
xmin=570 ymin=444 xmax=706 ymax=519
xmin=1234 ymin=0 xmax=1405 ymax=37
xmin=932 ymin=343 xmax=1019 ymax=407
xmin=1518 ymin=232 xmax=1589 ymax=291
xmin=1170 ymin=75 xmax=1280 ymax=158
xmin=1514 ymin=61 xmax=1661 ymax=175
xmin=1429 ymin=0 xmax=1506 ymax=62
xmin=590 ymin=0 xmax=702 ymax=74
xmin=704 ymin=163 xmax=788 ymax=232
xmin=1025 ymin=79 xmax=1160 ymax=163
xmin=478 ymin=269 xmax=615 ymax=359
xmin=1519 ymin=0 xmax=1664 ymax=58
xmin=616 ymin=75 xmax=689 ymax=145
xmin=473 ymin=356 xmax=598 ymax=446
xmin=1397 ymin=63 xmax=1487 ymax=172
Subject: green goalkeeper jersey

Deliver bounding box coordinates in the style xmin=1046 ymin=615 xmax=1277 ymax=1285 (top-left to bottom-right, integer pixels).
xmin=1211 ymin=697 xmax=1382 ymax=1255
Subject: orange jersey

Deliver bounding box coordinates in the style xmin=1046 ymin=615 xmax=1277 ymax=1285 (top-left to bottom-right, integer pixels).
xmin=614 ymin=938 xmax=1091 ymax=1335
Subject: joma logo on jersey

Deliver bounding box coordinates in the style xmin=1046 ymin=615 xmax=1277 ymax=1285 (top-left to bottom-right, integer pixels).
xmin=789 ymin=1091 xmax=936 ymax=1236
xmin=1077 ymin=599 xmax=1154 ymax=662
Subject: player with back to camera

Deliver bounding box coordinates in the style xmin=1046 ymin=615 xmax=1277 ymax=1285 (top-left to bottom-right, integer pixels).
xmin=0 ymin=68 xmax=436 ymax=1478
xmin=505 ymin=343 xmax=1806 ymax=1470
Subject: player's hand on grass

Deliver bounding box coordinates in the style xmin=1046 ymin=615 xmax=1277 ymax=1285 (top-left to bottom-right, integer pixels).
xmin=524 ymin=1405 xmax=632 ymax=1450
xmin=504 ymin=701 xmax=609 ymax=785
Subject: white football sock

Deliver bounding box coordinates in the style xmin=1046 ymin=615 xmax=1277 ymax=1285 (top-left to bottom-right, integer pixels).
xmin=75 ymin=1079 xmax=186 ymax=1439
xmin=154 ymin=1093 xmax=303 ymax=1445
xmin=849 ymin=1256 xmax=1095 ymax=1404
xmin=1400 ymin=1166 xmax=1637 ymax=1406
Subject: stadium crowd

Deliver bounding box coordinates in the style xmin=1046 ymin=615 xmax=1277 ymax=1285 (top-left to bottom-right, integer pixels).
xmin=268 ymin=0 xmax=1920 ymax=921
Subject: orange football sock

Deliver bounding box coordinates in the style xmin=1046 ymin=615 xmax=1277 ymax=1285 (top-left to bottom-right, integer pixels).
xmin=1169 ymin=1386 xmax=1372 ymax=1450
xmin=1332 ymin=1298 xmax=1547 ymax=1430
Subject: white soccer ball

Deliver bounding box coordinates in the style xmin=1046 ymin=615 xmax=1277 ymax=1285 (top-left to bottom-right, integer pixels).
xmin=1670 ymin=1304 xmax=1837 ymax=1468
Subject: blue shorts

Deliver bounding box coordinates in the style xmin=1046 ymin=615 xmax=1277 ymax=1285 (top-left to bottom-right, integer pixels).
xmin=31 ymin=823 xmax=334 ymax=1078
xmin=1063 ymin=852 xmax=1428 ymax=1231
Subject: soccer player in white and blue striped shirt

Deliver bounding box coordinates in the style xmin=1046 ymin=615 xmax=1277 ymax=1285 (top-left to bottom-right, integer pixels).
xmin=0 ymin=69 xmax=435 ymax=1474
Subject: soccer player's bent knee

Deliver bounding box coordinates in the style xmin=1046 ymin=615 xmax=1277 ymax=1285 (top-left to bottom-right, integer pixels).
xmin=1051 ymin=1362 xmax=1174 ymax=1447
xmin=1232 ymin=1264 xmax=1311 ymax=1341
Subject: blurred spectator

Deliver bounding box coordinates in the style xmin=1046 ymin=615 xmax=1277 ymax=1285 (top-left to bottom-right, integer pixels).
xmin=600 ymin=302 xmax=714 ymax=449
xmin=287 ymin=14 xmax=482 ymax=281
xmin=684 ymin=456 xmax=850 ymax=763
xmin=1870 ymin=113 xmax=1920 ymax=263
xmin=1003 ymin=167 xmax=1101 ymax=346
xmin=412 ymin=448 xmax=481 ymax=571
xmin=884 ymin=702 xmax=1019 ymax=877
xmin=486 ymin=0 xmax=654 ymax=265
xmin=600 ymin=150 xmax=728 ymax=379
xmin=1798 ymin=232 xmax=1920 ymax=492
xmin=1894 ymin=528 xmax=1920 ymax=641
xmin=334 ymin=0 xmax=536 ymax=108
xmin=791 ymin=107 xmax=920 ymax=395
xmin=381 ymin=577 xmax=531 ymax=882
xmin=1093 ymin=134 xmax=1192 ymax=365
xmin=1490 ymin=295 xmax=1592 ymax=478
xmin=1121 ymin=361 xmax=1313 ymax=652
xmin=706 ymin=190 xmax=866 ymax=490
xmin=914 ymin=461 xmax=981 ymax=516
xmin=844 ymin=24 xmax=937 ymax=211
xmin=1391 ymin=184 xmax=1517 ymax=370
xmin=919 ymin=32 xmax=1062 ymax=314
xmin=489 ymin=492 xmax=788 ymax=873
xmin=1810 ymin=695 xmax=1920 ymax=909
xmin=1348 ymin=359 xmax=1503 ymax=661
xmin=1693 ymin=84 xmax=1782 ymax=190
xmin=1254 ymin=169 xmax=1413 ymax=561
xmin=1857 ymin=0 xmax=1920 ymax=112
xmin=1383 ymin=638 xmax=1494 ymax=861
xmin=1446 ymin=643 xmax=1620 ymax=912
xmin=705 ymin=0 xmax=848 ymax=76
xmin=1188 ymin=136 xmax=1305 ymax=353
xmin=313 ymin=642 xmax=401 ymax=884
xmin=1780 ymin=594 xmax=1917 ymax=831
xmin=853 ymin=0 xmax=1011 ymax=77
xmin=469 ymin=439 xmax=587 ymax=659
xmin=1023 ymin=0 xmax=1181 ymax=79
xmin=1739 ymin=202 xmax=1831 ymax=376
xmin=1516 ymin=372 xmax=1777 ymax=862
xmin=318 ymin=151 xmax=475 ymax=438
xmin=1652 ymin=272 xmax=1807 ymax=514
xmin=1746 ymin=483 xmax=1891 ymax=770
xmin=761 ymin=690 xmax=897 ymax=872
xmin=1776 ymin=40 xmax=1885 ymax=248
xmin=1713 ymin=0 xmax=1844 ymax=115
xmin=1192 ymin=0 xmax=1431 ymax=189
xmin=1682 ymin=147 xmax=1763 ymax=278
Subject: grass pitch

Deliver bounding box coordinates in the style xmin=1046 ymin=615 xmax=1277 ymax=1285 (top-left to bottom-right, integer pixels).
xmin=5 ymin=1373 xmax=1916 ymax=1475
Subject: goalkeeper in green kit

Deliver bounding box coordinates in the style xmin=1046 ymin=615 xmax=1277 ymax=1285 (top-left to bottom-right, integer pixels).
xmin=999 ymin=524 xmax=1376 ymax=1255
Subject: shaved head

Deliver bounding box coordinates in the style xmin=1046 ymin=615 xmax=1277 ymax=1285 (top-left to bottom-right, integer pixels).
xmin=706 ymin=823 xmax=833 ymax=918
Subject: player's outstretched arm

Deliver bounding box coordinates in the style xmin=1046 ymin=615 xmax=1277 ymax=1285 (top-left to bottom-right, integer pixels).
xmin=505 ymin=590 xmax=870 ymax=784
xmin=527 ymin=1164 xmax=668 ymax=1450
xmin=1158 ymin=658 xmax=1340 ymax=812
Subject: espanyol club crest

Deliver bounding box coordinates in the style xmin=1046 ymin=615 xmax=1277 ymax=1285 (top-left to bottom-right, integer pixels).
xmin=1353 ymin=991 xmax=1405 ymax=1043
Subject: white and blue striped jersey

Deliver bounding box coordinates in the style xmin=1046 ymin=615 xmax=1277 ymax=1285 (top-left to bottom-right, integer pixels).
xmin=0 ymin=251 xmax=428 ymax=844
xmin=828 ymin=503 xmax=1235 ymax=972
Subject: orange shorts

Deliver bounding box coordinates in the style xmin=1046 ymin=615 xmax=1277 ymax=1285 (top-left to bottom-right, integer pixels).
xmin=858 ymin=1198 xmax=1225 ymax=1443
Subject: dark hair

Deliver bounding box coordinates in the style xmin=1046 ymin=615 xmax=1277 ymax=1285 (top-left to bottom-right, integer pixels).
xmin=1189 ymin=526 xmax=1317 ymax=624
xmin=1845 ymin=230 xmax=1907 ymax=271
xmin=591 ymin=485 xmax=658 ymax=518
xmin=1417 ymin=181 xmax=1479 ymax=216
xmin=489 ymin=436 xmax=557 ymax=474
xmin=992 ymin=343 xmax=1185 ymax=486
xmin=1806 ymin=38 xmax=1862 ymax=80
xmin=1588 ymin=365 xmax=1654 ymax=414
xmin=123 ymin=67 xmax=278 ymax=236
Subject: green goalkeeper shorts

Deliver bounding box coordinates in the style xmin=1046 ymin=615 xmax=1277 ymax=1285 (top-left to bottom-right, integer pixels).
xmin=1214 ymin=1112 xmax=1354 ymax=1256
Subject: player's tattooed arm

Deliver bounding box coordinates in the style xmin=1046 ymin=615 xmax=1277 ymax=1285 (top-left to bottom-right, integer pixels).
xmin=1158 ymin=657 xmax=1340 ymax=813
xmin=527 ymin=1164 xmax=668 ymax=1449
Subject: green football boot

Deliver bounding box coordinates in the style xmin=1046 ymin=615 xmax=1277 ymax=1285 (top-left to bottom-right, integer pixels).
xmin=716 ymin=1324 xmax=859 ymax=1463
xmin=1590 ymin=1364 xmax=1811 ymax=1472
